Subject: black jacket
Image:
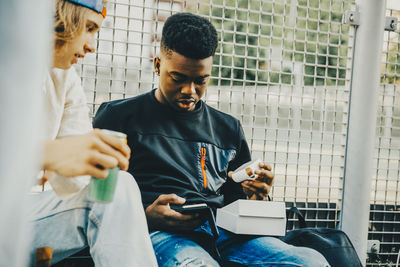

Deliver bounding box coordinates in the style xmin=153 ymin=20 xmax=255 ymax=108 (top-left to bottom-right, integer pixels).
xmin=93 ymin=89 xmax=251 ymax=209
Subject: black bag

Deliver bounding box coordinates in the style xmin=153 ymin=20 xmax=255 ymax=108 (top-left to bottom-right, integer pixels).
xmin=280 ymin=207 xmax=363 ymax=267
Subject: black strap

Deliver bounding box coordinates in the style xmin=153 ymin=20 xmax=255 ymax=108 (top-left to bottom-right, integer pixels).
xmin=207 ymin=207 xmax=219 ymax=239
xmin=205 ymin=208 xmax=223 ymax=264
xmin=287 ymin=206 xmax=307 ymax=228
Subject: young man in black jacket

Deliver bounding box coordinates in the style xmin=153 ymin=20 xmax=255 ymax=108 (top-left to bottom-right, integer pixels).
xmin=94 ymin=12 xmax=329 ymax=267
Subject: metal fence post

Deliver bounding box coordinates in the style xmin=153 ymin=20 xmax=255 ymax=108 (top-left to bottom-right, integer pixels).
xmin=340 ymin=0 xmax=387 ymax=265
xmin=0 ymin=1 xmax=50 ymax=266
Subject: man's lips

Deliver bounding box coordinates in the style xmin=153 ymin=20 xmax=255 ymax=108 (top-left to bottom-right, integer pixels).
xmin=73 ymin=53 xmax=85 ymax=63
xmin=176 ymin=99 xmax=195 ymax=109
xmin=177 ymin=99 xmax=195 ymax=103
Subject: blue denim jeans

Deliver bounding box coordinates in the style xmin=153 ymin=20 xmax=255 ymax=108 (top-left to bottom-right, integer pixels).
xmin=28 ymin=171 xmax=157 ymax=267
xmin=150 ymin=222 xmax=330 ymax=267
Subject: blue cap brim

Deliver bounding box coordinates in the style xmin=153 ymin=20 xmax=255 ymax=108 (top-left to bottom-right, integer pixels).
xmin=65 ymin=0 xmax=104 ymax=14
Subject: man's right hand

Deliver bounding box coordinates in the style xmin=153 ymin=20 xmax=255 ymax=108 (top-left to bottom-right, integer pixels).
xmin=43 ymin=129 xmax=130 ymax=178
xmin=145 ymin=194 xmax=204 ymax=232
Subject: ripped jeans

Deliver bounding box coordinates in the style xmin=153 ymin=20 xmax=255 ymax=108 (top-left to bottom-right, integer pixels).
xmin=150 ymin=223 xmax=329 ymax=267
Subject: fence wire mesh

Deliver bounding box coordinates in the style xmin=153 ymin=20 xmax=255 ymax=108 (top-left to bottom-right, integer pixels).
xmin=76 ymin=0 xmax=353 ymax=226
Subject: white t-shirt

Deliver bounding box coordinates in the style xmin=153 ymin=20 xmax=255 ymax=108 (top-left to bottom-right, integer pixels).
xmin=32 ymin=67 xmax=92 ymax=198
xmin=43 ymin=67 xmax=92 ymax=139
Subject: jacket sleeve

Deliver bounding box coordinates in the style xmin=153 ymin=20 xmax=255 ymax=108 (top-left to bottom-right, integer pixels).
xmin=221 ymin=121 xmax=251 ymax=205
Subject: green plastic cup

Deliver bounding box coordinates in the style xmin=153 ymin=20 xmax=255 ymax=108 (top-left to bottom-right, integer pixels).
xmin=87 ymin=129 xmax=127 ymax=203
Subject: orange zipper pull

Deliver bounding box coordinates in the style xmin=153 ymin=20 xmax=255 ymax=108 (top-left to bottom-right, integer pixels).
xmin=201 ymin=147 xmax=207 ymax=188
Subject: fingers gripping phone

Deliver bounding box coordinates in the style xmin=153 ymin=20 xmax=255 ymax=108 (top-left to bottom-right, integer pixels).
xmin=170 ymin=203 xmax=219 ymax=238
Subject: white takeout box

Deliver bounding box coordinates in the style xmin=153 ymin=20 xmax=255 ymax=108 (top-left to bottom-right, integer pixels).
xmin=216 ymin=200 xmax=286 ymax=236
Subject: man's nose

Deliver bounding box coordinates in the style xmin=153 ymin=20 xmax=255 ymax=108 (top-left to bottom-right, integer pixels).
xmin=181 ymin=82 xmax=196 ymax=95
xmin=84 ymin=36 xmax=96 ymax=54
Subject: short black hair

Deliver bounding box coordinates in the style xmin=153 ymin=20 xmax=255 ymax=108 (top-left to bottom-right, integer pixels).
xmin=161 ymin=12 xmax=218 ymax=59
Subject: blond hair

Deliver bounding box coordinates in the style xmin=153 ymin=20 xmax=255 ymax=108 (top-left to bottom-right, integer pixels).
xmin=54 ymin=0 xmax=107 ymax=48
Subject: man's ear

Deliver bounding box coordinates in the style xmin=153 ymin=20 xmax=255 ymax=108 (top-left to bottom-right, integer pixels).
xmin=154 ymin=56 xmax=161 ymax=76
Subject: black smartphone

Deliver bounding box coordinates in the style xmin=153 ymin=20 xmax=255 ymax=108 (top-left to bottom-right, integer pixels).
xmin=170 ymin=203 xmax=219 ymax=238
xmin=170 ymin=203 xmax=209 ymax=214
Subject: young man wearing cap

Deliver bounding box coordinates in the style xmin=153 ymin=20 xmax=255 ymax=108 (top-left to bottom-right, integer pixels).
xmin=94 ymin=12 xmax=329 ymax=267
xmin=28 ymin=1 xmax=157 ymax=266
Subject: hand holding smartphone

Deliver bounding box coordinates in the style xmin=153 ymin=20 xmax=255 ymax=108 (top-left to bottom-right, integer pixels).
xmin=170 ymin=203 xmax=219 ymax=238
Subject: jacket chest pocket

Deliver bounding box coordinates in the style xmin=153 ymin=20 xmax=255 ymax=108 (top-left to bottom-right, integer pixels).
xmin=197 ymin=143 xmax=236 ymax=193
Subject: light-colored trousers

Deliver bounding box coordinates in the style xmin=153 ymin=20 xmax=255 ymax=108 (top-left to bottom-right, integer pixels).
xmin=28 ymin=171 xmax=158 ymax=267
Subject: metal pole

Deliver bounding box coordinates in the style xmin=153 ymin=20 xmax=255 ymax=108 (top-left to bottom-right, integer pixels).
xmin=0 ymin=1 xmax=50 ymax=266
xmin=340 ymin=0 xmax=386 ymax=265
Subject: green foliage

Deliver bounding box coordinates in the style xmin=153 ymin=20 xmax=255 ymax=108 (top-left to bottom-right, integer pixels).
xmin=189 ymin=0 xmax=352 ymax=86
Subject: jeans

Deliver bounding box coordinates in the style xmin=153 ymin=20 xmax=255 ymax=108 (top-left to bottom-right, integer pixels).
xmin=28 ymin=171 xmax=157 ymax=267
xmin=150 ymin=222 xmax=330 ymax=267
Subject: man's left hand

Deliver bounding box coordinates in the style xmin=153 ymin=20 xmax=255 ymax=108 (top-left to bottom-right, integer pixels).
xmin=228 ymin=162 xmax=274 ymax=200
